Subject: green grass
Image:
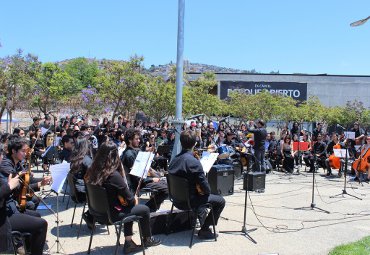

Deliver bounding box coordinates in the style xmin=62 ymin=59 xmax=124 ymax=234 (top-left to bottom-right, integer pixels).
xmin=329 ymin=236 xmax=370 ymax=255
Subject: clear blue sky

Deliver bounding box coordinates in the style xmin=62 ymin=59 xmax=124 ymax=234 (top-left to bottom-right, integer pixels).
xmin=1 ymin=1 xmax=369 ymax=75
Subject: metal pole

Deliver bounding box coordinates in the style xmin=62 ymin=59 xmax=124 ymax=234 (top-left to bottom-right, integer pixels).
xmin=171 ymin=0 xmax=185 ymax=161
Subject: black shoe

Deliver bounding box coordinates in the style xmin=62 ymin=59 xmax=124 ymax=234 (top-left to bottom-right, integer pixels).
xmin=338 ymin=171 xmax=342 ymax=178
xmin=326 ymin=172 xmax=332 ymax=177
xmin=198 ymin=228 xmax=217 ymax=240
xmin=143 ymin=236 xmax=161 ymax=247
xmin=123 ymin=240 xmax=143 ymax=254
xmin=353 ymin=176 xmax=359 ymax=182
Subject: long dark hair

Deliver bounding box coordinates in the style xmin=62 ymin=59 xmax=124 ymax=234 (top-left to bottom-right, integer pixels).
xmin=70 ymin=136 xmax=91 ymax=174
xmin=85 ymin=140 xmax=124 ymax=185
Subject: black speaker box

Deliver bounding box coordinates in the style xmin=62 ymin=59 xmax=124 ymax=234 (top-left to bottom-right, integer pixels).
xmin=243 ymin=171 xmax=266 ymax=191
xmin=208 ymin=164 xmax=234 ymax=196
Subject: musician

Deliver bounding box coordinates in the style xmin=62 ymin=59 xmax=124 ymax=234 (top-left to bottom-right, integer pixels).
xmin=350 ymin=122 xmax=365 ymax=157
xmin=0 ymin=137 xmax=48 ymax=255
xmin=85 ymin=141 xmax=161 ymax=253
xmin=12 ymin=128 xmax=25 ymax=137
xmin=325 ymin=133 xmax=342 ymax=177
xmin=59 ymin=135 xmax=74 ymax=162
xmin=28 ymin=116 xmax=40 ymax=137
xmin=120 ymin=129 xmax=168 ymax=212
xmin=290 ymin=122 xmax=300 ymax=138
xmin=247 ymin=120 xmax=267 ymax=171
xmin=224 ymin=132 xmax=236 ymax=147
xmin=168 ymin=130 xmax=225 ymax=239
xmin=312 ymin=122 xmax=323 ymax=141
xmin=307 ymin=134 xmax=327 ymax=172
xmin=353 ymin=136 xmax=370 ymax=182
xmin=267 ymin=131 xmax=279 ymax=170
xmin=40 ymin=114 xmax=52 ymax=130
xmin=281 ymin=135 xmax=294 ymax=173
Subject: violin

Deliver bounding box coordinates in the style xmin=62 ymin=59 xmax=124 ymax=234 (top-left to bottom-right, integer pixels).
xmin=193 ymin=150 xmax=205 ymax=195
xmin=18 ymin=147 xmax=34 ymax=212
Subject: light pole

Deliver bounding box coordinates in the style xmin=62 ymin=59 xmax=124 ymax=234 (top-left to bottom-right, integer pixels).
xmin=171 ymin=0 xmax=185 ymax=161
xmin=350 ymin=16 xmax=370 ymax=27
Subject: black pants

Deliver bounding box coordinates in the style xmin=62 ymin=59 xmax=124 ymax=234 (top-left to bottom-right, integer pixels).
xmin=9 ymin=210 xmax=48 ymax=255
xmin=143 ymin=180 xmax=168 ymax=212
xmin=113 ymin=204 xmax=151 ymax=238
xmin=254 ymin=149 xmax=265 ymax=172
xmin=308 ymin=156 xmax=326 ymax=171
xmin=191 ymin=194 xmax=225 ymax=229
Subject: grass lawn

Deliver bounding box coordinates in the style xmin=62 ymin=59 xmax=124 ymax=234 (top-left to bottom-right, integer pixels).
xmin=329 ymin=236 xmax=370 ymax=255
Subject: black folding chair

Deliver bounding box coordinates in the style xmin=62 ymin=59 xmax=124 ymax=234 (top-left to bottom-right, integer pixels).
xmin=85 ymin=182 xmax=145 ymax=255
xmin=66 ymin=172 xmax=86 ymax=238
xmin=166 ymin=174 xmax=217 ymax=248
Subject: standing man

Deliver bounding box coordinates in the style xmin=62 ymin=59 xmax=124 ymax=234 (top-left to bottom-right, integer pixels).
xmin=120 ymin=128 xmax=168 ymax=212
xmin=247 ymin=120 xmax=268 ymax=172
xmin=28 ymin=117 xmax=40 ymax=137
xmin=168 ymin=130 xmax=225 ymax=239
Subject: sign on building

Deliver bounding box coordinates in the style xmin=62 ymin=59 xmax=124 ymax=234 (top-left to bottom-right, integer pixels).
xmin=220 ymin=81 xmax=308 ymax=101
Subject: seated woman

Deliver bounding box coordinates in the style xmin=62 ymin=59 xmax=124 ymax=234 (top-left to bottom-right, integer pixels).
xmin=281 ymin=135 xmax=294 ymax=173
xmin=84 ymin=141 xmax=160 ymax=254
xmin=70 ymin=136 xmax=93 ymax=202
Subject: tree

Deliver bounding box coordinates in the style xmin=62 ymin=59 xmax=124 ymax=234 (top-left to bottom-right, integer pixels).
xmin=96 ymin=56 xmax=147 ymax=121
xmin=62 ymin=57 xmax=99 ymax=89
xmin=31 ymin=62 xmax=75 ymax=115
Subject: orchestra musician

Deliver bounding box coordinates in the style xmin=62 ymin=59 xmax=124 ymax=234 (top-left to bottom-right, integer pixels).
xmin=168 ymin=130 xmax=225 ymax=239
xmin=0 ymin=136 xmax=48 ymax=255
xmin=247 ymin=120 xmax=268 ymax=172
xmin=353 ymin=136 xmax=370 ymax=182
xmin=325 ymin=133 xmax=343 ymax=177
xmin=307 ymin=134 xmax=327 ymax=172
xmin=84 ymin=141 xmax=161 ymax=253
xmin=120 ymin=129 xmax=168 ymax=212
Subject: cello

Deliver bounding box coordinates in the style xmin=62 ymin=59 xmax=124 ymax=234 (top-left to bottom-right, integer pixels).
xmin=352 ymin=144 xmax=370 ymax=173
xmin=18 ymin=147 xmax=33 ymax=212
xmin=328 ymin=144 xmax=342 ymax=170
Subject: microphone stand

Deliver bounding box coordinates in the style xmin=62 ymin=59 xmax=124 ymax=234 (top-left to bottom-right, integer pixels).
xmin=18 ymin=179 xmax=66 ymax=254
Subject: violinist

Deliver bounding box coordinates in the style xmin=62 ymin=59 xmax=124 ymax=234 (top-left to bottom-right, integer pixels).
xmin=120 ymin=129 xmax=168 ymax=212
xmin=85 ymin=141 xmax=161 ymax=253
xmin=168 ymin=130 xmax=225 ymax=240
xmin=0 ymin=136 xmax=48 ymax=255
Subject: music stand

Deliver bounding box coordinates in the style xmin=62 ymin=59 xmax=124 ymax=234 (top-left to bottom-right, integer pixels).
xmin=295 ymin=155 xmax=330 ymax=214
xmin=329 ymin=146 xmax=362 ymax=200
xmin=293 ymin=141 xmax=309 ymax=176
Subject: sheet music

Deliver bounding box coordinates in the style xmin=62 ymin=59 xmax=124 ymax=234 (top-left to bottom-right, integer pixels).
xmin=343 ymin=131 xmax=355 ymax=140
xmin=130 ymin=151 xmax=154 ymax=178
xmin=200 ymin=152 xmax=219 ymax=174
xmin=41 ymin=127 xmax=50 ymax=136
xmin=50 ymin=161 xmax=70 ymax=194
xmin=333 ymin=149 xmax=349 ymax=158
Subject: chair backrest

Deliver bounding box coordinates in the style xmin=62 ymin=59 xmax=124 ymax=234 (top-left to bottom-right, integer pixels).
xmin=85 ymin=182 xmax=112 ymax=225
xmin=166 ymin=174 xmax=191 ymax=209
xmin=67 ymin=172 xmax=80 ymax=203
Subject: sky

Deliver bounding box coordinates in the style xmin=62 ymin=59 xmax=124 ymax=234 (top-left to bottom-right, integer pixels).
xmin=0 ymin=1 xmax=370 ymax=75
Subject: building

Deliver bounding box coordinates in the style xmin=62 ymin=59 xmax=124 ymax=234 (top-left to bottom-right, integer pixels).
xmin=188 ymin=72 xmax=370 ymax=108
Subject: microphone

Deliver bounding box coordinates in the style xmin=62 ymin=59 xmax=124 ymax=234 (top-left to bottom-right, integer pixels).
xmin=337 ymin=124 xmax=345 ymax=129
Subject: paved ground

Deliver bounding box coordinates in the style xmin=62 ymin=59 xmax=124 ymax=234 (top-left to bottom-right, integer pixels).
xmin=36 ymin=167 xmax=370 ymax=255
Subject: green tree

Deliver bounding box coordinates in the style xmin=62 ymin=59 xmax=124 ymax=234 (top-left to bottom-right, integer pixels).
xmin=62 ymin=57 xmax=99 ymax=89
xmin=97 ymin=56 xmax=146 ymax=121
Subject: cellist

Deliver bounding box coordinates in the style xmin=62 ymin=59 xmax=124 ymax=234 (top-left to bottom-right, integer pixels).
xmin=325 ymin=133 xmax=343 ymax=177
xmin=0 ymin=136 xmax=48 ymax=255
xmin=353 ymin=136 xmax=370 ymax=182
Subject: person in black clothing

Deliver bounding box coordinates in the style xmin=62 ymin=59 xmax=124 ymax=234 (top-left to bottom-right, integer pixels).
xmin=121 ymin=129 xmax=168 ymax=212
xmin=28 ymin=116 xmax=40 ymax=138
xmin=85 ymin=141 xmax=160 ymax=253
xmin=308 ymin=134 xmax=327 ymax=172
xmin=312 ymin=122 xmax=323 ymax=141
xmin=290 ymin=122 xmax=301 ymax=138
xmin=267 ymin=131 xmax=279 ymax=169
xmin=247 ymin=120 xmax=268 ymax=171
xmin=0 ymin=137 xmax=48 ymax=255
xmin=223 ymin=132 xmax=236 ymax=147
xmin=168 ymin=130 xmax=225 ymax=239
xmin=59 ymin=135 xmax=74 ymax=162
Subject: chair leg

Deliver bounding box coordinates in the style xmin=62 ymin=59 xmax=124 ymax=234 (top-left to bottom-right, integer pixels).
xmin=210 ymin=207 xmax=217 ymax=241
xmin=165 ymin=204 xmax=174 ymax=235
xmin=189 ymin=210 xmax=197 ymax=248
xmin=106 ymin=225 xmax=110 ymax=234
xmin=62 ymin=179 xmax=68 ymax=203
xmin=137 ymin=220 xmax=145 ymax=255
xmin=114 ymin=223 xmax=123 ymax=255
xmin=66 ymin=195 xmax=71 ymax=210
xmin=87 ymin=219 xmax=96 ymax=254
xmin=71 ymin=203 xmax=77 ymax=227
xmin=77 ymin=203 xmax=86 ymax=239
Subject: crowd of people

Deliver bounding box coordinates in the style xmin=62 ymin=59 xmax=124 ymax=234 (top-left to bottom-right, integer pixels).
xmin=0 ymin=112 xmax=369 ymax=254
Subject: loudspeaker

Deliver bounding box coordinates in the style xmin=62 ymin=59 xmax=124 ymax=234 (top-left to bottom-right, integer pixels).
xmin=243 ymin=172 xmax=266 ymax=191
xmin=208 ymin=164 xmax=234 ymax=196
xmin=150 ymin=209 xmax=193 ymax=235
